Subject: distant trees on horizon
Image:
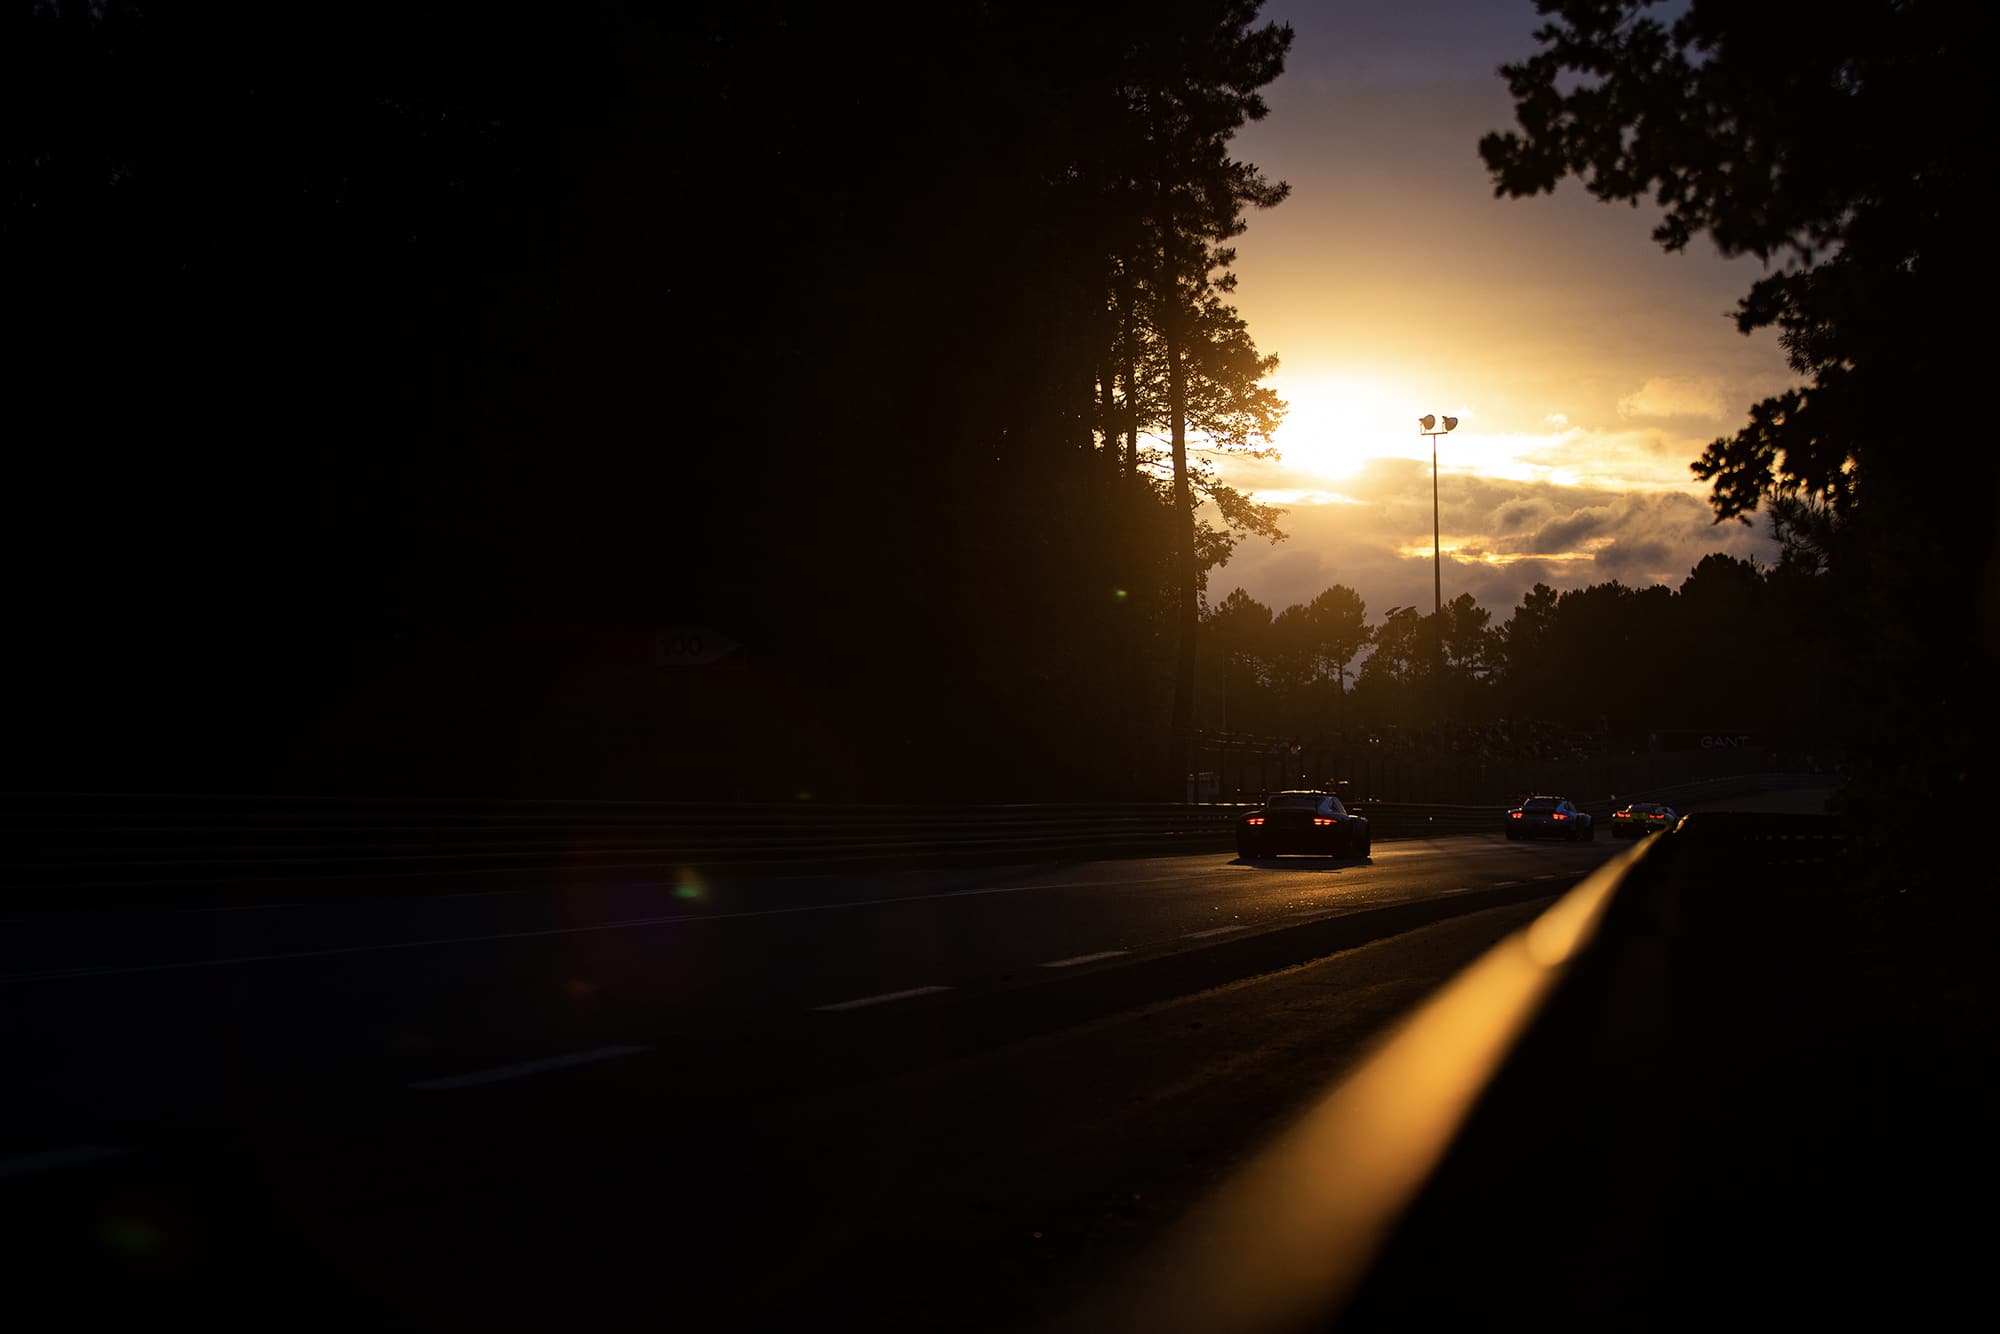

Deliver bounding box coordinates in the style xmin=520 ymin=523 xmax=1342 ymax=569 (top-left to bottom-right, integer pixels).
xmin=1200 ymin=552 xmax=1832 ymax=756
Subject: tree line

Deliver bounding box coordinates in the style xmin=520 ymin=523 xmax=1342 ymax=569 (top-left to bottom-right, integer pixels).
xmin=3 ymin=0 xmax=1298 ymax=799
xmin=1201 ymin=552 xmax=1832 ymax=757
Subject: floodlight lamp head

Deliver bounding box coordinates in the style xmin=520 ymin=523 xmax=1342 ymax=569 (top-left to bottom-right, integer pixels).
xmin=1418 ymin=414 xmax=1436 ymax=431
xmin=1442 ymin=416 xmax=1459 ymax=432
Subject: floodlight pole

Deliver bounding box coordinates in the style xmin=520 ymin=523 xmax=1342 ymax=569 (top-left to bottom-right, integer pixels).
xmin=1430 ymin=430 xmax=1441 ymax=625
xmin=1418 ymin=416 xmax=1457 ymax=689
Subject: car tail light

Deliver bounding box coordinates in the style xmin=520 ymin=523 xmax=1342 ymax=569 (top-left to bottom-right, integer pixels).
xmin=1553 ymin=812 xmax=1567 ymax=820
xmin=1246 ymin=816 xmax=1264 ymax=826
xmin=1313 ymin=817 xmax=1333 ymax=826
xmin=1509 ymin=811 xmax=1522 ymax=819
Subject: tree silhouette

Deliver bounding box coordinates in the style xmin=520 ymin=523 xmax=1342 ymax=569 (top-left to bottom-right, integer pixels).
xmin=1304 ymin=585 xmax=1371 ymax=696
xmin=1358 ymin=606 xmax=1425 ymax=693
xmin=1481 ymin=0 xmax=1994 ymax=850
xmin=2 ymin=1 xmax=1318 ymax=800
xmin=1438 ymin=593 xmax=1496 ymax=680
xmin=1497 ymin=583 xmax=1561 ymax=715
xmin=1203 ymin=586 xmax=1275 ymax=732
xmin=1108 ymin=0 xmax=1293 ymax=790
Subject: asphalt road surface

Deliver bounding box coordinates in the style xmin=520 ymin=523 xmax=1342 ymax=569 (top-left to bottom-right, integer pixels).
xmin=3 ymin=832 xmax=1618 ymax=1331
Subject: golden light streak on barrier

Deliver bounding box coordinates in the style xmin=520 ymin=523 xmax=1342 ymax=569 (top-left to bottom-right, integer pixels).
xmin=1051 ymin=840 xmax=1649 ymax=1334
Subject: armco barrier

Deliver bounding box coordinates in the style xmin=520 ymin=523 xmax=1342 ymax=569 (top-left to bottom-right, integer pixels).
xmin=1057 ymin=808 xmax=1970 ymax=1334
xmin=0 ymin=775 xmax=1781 ymax=897
xmin=0 ymin=800 xmax=1216 ymax=896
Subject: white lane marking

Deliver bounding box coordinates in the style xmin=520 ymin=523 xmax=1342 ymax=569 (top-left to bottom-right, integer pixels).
xmin=1183 ymin=925 xmax=1249 ymax=939
xmin=813 ymin=985 xmax=952 ymax=1013
xmin=3 ymin=873 xmax=1220 ymax=986
xmin=408 ymin=1045 xmax=650 ymax=1091
xmin=1041 ymin=950 xmax=1128 ymax=969
xmin=0 ymin=1144 xmax=135 ymax=1180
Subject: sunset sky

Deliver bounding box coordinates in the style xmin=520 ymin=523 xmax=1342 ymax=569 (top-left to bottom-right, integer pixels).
xmin=1201 ymin=0 xmax=1802 ymax=624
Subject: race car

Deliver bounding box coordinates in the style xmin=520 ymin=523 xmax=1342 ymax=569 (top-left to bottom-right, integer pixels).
xmin=1237 ymin=790 xmax=1371 ymax=859
xmin=1504 ymin=795 xmax=1594 ymax=841
xmin=1610 ymin=801 xmax=1679 ymax=837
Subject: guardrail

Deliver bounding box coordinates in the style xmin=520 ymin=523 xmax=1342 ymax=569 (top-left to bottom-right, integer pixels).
xmin=0 ymin=775 xmax=1786 ymax=898
xmin=1055 ymin=808 xmax=1944 ymax=1334
xmin=0 ymin=794 xmax=1235 ymax=891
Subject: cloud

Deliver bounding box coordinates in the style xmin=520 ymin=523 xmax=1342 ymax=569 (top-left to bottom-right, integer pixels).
xmin=1618 ymin=376 xmax=1731 ymax=421
xmin=1491 ymin=497 xmax=1550 ymax=535
xmin=1525 ymin=507 xmax=1611 ymax=554
xmin=1595 ymin=537 xmax=1676 ymax=577
xmin=1207 ymin=466 xmax=1775 ymax=625
xmin=1250 ymin=487 xmax=1365 ymax=506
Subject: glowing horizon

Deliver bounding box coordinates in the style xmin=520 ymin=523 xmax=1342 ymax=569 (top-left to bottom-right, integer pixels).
xmin=1195 ymin=1 xmax=1804 ymax=623
xmin=1246 ymin=399 xmax=1738 ymax=501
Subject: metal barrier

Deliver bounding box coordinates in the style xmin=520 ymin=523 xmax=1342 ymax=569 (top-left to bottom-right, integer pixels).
xmin=0 ymin=794 xmax=1235 ymax=893
xmin=1053 ymin=809 xmax=1935 ymax=1334
xmin=0 ymin=775 xmax=1786 ymax=896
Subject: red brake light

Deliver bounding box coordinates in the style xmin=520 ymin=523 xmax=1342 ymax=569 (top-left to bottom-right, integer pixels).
xmin=1313 ymin=817 xmax=1333 ymax=826
xmin=1510 ymin=811 xmax=1522 ymax=818
xmin=1553 ymin=812 xmax=1567 ymax=820
xmin=1247 ymin=816 xmax=1264 ymax=826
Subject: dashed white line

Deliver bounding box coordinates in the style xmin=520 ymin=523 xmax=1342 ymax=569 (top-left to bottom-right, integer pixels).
xmin=1183 ymin=925 xmax=1249 ymax=939
xmin=0 ymin=1144 xmax=135 ymax=1180
xmin=408 ymin=1045 xmax=651 ymax=1091
xmin=813 ymin=985 xmax=953 ymax=1013
xmin=1041 ymin=950 xmax=1128 ymax=969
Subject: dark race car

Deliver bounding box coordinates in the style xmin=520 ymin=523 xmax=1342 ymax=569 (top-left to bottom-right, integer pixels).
xmin=1610 ymin=801 xmax=1679 ymax=837
xmin=1504 ymin=794 xmax=1594 ymax=841
xmin=1237 ymin=790 xmax=1371 ymax=860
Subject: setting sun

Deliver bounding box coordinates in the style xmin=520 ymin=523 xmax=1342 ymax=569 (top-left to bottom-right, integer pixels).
xmin=1272 ymin=374 xmax=1464 ymax=482
xmin=1269 ymin=373 xmax=1465 ymax=481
